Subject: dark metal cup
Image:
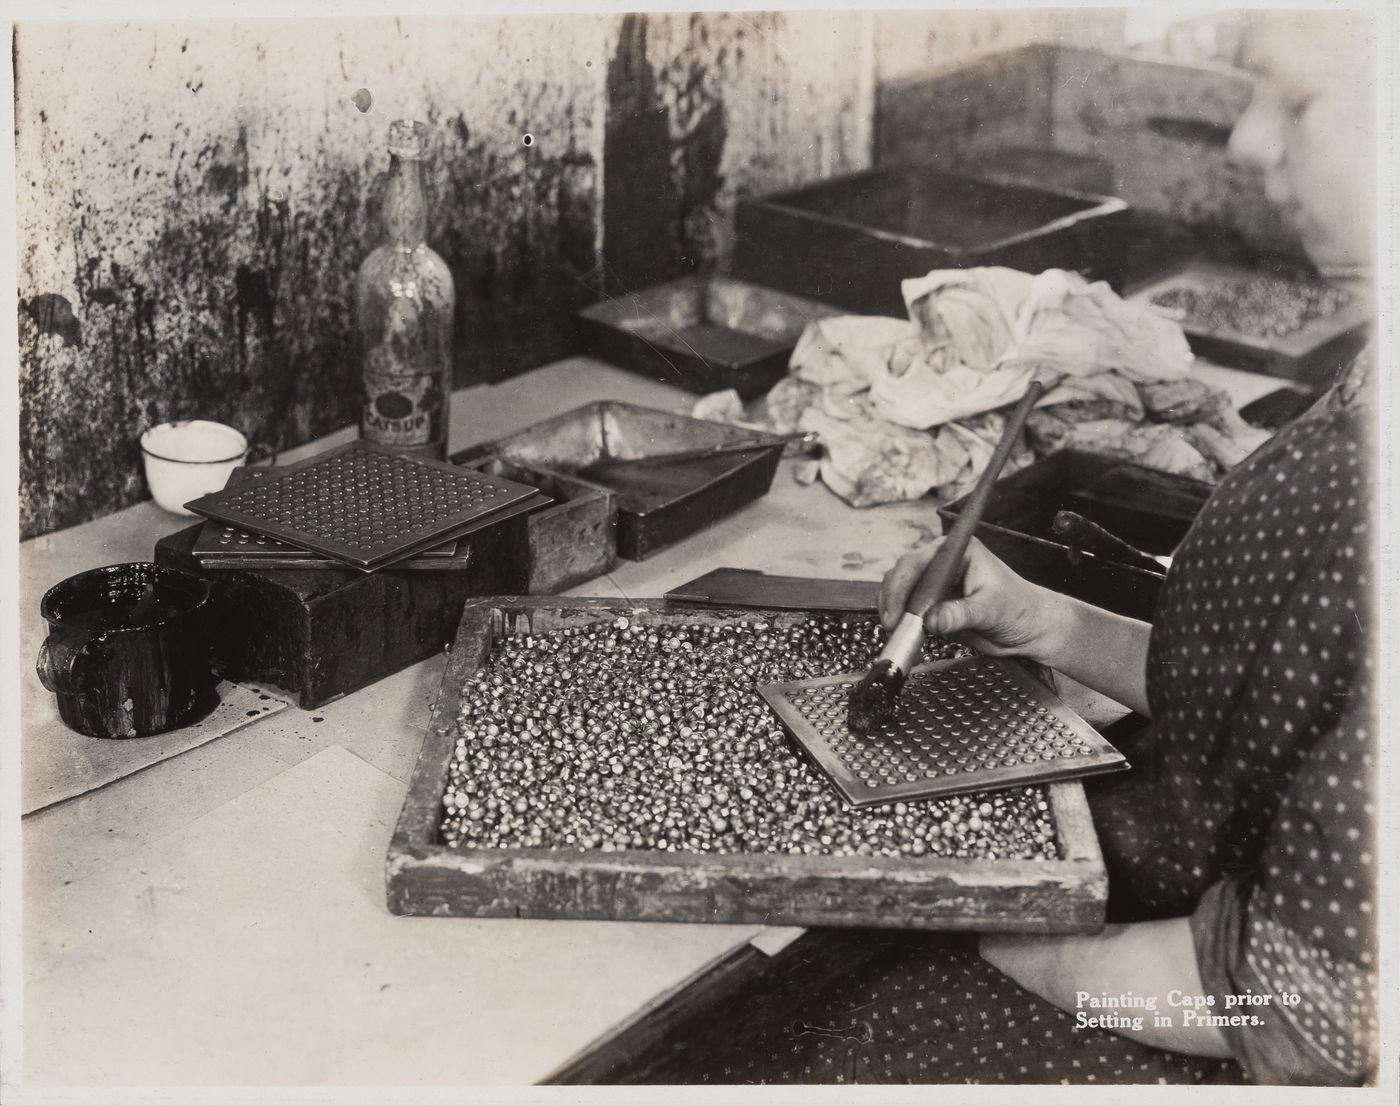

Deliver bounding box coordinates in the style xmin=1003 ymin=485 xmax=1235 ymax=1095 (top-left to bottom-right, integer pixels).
xmin=36 ymin=563 xmax=220 ymax=739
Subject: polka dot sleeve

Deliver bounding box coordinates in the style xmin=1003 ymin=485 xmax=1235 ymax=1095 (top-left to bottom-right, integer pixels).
xmin=1189 ymin=675 xmax=1378 ymax=1084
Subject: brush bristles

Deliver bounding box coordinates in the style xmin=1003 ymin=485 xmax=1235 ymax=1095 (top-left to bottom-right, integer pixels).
xmin=846 ymin=660 xmax=907 ymax=734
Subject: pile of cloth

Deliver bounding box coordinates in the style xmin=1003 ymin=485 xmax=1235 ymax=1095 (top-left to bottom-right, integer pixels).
xmin=697 ymin=267 xmax=1271 ymax=508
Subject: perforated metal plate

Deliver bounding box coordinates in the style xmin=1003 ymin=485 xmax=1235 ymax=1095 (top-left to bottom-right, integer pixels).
xmin=191 ymin=467 xmax=457 ymax=567
xmin=190 ymin=494 xmax=547 ymax=571
xmin=193 ymin=522 xmax=457 ymax=565
xmin=760 ymin=656 xmax=1128 ymax=807
xmin=183 ymin=442 xmax=542 ymax=570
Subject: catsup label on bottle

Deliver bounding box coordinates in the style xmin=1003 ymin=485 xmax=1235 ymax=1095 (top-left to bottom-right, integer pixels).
xmin=362 ymin=356 xmax=444 ymax=449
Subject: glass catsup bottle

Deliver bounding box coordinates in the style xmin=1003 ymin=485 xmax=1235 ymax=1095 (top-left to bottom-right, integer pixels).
xmin=356 ymin=119 xmax=454 ymax=460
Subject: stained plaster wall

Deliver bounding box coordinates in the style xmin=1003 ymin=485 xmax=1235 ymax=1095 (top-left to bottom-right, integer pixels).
xmin=15 ymin=16 xmax=613 ymax=538
xmin=14 ymin=9 xmax=1123 ymax=538
xmin=602 ymin=10 xmax=877 ymax=296
xmin=17 ymin=11 xmax=889 ymax=537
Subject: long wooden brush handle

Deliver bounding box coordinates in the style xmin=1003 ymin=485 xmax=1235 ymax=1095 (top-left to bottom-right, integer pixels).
xmin=904 ymin=379 xmax=1045 ymax=620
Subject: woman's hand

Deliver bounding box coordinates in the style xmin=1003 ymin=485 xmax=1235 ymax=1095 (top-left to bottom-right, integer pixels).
xmin=881 ymin=535 xmax=1155 ymax=714
xmin=879 ymin=537 xmax=1064 ymax=663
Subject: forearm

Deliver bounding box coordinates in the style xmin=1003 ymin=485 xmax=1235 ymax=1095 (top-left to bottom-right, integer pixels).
xmin=1027 ymin=588 xmax=1153 ymax=716
xmin=981 ymin=919 xmax=1232 ymax=1058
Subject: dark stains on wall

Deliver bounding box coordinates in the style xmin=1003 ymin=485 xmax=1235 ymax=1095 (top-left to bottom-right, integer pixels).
xmin=427 ymin=103 xmax=602 ymax=387
xmin=601 ymin=13 xmax=729 ymax=296
xmin=602 ymin=14 xmax=675 ymax=295
xmin=19 ymin=15 xmax=857 ymax=536
xmin=18 ymin=119 xmax=371 ymax=537
xmin=18 ymin=102 xmax=602 ymax=535
xmin=22 ymin=294 xmax=83 ymax=347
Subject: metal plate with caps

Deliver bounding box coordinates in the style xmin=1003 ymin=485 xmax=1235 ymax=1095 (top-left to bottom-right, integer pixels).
xmin=193 ymin=522 xmax=457 ymax=563
xmin=192 ymin=467 xmax=461 ymax=567
xmin=183 ymin=442 xmax=542 ymax=571
xmin=760 ymin=655 xmax=1128 ymax=808
xmin=189 ymin=495 xmax=546 ymax=571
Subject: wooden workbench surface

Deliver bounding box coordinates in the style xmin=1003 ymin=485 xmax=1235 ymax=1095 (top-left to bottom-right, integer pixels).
xmin=17 ymin=356 xmax=1281 ymax=1088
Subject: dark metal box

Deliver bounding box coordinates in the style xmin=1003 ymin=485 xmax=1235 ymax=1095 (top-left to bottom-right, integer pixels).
xmin=937 ymin=450 xmax=1211 ymax=622
xmin=482 ymin=401 xmax=785 ymax=560
xmin=733 ymin=166 xmax=1130 ymax=317
xmin=386 ymin=598 xmax=1108 ymax=932
xmin=577 ymin=275 xmax=841 ymax=399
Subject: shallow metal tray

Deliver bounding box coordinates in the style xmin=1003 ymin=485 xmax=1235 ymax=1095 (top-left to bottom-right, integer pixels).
xmin=482 ymin=402 xmax=785 ymax=559
xmin=1128 ymin=259 xmax=1372 ymax=384
xmin=733 ymin=165 xmax=1129 ymax=317
xmin=577 ymin=275 xmax=841 ymax=399
xmin=937 ymin=450 xmax=1210 ymax=621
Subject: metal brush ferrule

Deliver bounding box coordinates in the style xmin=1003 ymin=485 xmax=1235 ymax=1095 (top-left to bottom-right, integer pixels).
xmin=876 ymin=612 xmax=925 ymax=676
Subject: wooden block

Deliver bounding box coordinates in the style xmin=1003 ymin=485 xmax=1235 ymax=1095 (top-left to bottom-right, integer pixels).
xmin=456 ymin=458 xmax=617 ymax=594
xmin=387 ymin=598 xmax=1109 ymax=931
xmin=154 ymin=517 xmax=531 ymax=709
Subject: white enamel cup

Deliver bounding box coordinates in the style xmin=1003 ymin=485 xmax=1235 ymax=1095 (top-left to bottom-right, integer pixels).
xmin=139 ymin=420 xmax=269 ymax=516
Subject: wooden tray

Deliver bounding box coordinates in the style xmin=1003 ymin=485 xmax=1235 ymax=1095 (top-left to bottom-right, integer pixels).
xmin=732 ymin=166 xmax=1130 ymax=317
xmin=1128 ymin=259 xmax=1372 ymax=385
xmin=480 ymin=402 xmax=785 ymax=560
xmin=386 ymin=598 xmax=1108 ymax=932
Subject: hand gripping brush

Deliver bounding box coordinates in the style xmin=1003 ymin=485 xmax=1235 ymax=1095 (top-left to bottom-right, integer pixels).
xmin=846 ymin=380 xmax=1045 ymax=734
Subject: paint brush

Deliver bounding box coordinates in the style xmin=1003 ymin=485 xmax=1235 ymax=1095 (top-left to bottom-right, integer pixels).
xmin=846 ymin=380 xmax=1045 ymax=734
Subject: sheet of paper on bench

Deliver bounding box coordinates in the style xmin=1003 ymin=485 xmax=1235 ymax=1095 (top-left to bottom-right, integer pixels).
xmin=23 ymin=745 xmax=769 ymax=1087
xmin=22 ymin=680 xmax=288 ymax=815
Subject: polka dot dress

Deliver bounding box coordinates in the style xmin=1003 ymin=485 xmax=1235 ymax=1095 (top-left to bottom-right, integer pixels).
xmin=623 ymin=933 xmax=1235 ymax=1087
xmin=1091 ymin=395 xmax=1377 ymax=1084
xmin=611 ymin=361 xmax=1375 ymax=1088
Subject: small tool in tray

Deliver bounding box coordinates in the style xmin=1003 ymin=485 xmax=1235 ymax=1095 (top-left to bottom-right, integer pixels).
xmin=575 ymin=430 xmax=815 ymax=480
xmin=1050 ymin=510 xmax=1170 ymax=572
xmin=758 ymin=380 xmax=1128 ymax=806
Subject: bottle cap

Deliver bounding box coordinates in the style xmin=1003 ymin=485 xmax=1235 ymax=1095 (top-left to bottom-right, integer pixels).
xmin=388 ymin=119 xmax=430 ymax=160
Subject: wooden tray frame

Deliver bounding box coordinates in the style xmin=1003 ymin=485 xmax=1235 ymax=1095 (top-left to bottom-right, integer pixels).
xmin=1128 ymin=258 xmax=1372 ymax=384
xmin=386 ymin=598 xmax=1108 ymax=932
